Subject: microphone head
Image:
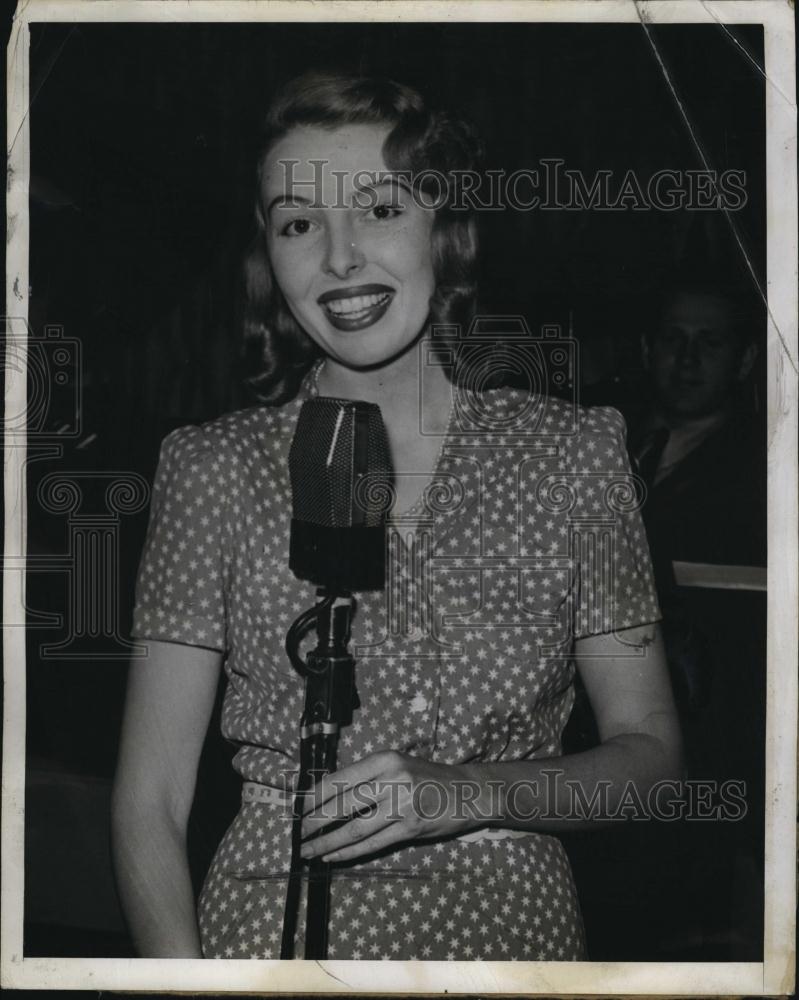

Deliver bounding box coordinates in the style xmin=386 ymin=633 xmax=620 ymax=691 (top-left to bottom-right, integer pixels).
xmin=288 ymin=397 xmax=393 ymax=591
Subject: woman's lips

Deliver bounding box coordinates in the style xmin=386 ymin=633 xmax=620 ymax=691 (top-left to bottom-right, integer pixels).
xmin=317 ymin=286 xmax=395 ymax=331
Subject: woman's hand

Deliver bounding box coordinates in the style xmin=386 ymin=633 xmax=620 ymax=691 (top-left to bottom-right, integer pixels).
xmin=300 ymin=624 xmax=684 ymax=862
xmin=300 ymin=751 xmax=486 ymax=863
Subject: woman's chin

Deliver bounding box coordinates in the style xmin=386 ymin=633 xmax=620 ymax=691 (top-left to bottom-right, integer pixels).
xmin=326 ymin=327 xmax=429 ymax=372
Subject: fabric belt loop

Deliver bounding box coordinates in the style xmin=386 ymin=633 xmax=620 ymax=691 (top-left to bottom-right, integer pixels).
xmin=241 ymin=781 xmax=294 ymax=808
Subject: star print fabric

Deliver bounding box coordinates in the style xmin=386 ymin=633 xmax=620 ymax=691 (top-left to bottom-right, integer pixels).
xmin=131 ymin=376 xmax=660 ymax=960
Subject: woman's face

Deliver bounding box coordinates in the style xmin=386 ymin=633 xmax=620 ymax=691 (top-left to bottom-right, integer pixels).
xmin=262 ymin=123 xmax=436 ymax=369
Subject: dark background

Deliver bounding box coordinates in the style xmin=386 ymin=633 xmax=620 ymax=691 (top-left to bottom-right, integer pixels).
xmin=19 ymin=20 xmax=767 ymax=962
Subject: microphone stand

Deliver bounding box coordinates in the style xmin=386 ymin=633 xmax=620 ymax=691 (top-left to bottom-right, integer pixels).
xmin=281 ymin=590 xmax=359 ymax=959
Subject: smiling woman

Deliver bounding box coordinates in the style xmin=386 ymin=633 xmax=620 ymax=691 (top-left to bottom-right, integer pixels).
xmin=263 ymin=122 xmax=436 ymax=368
xmin=240 ymin=72 xmax=480 ymax=405
xmin=110 ymin=71 xmax=683 ymax=962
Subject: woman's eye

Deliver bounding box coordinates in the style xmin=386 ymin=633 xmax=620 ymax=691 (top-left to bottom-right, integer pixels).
xmin=280 ymin=217 xmax=316 ymax=237
xmin=369 ymin=203 xmax=403 ymax=221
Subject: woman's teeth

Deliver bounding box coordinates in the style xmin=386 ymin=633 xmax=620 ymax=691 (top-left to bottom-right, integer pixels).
xmin=324 ymin=292 xmax=391 ymax=317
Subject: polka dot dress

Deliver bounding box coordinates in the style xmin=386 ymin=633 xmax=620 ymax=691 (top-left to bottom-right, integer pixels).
xmin=132 ymin=369 xmax=660 ymax=960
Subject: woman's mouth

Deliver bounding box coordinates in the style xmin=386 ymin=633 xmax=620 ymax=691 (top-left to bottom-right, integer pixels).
xmin=317 ymin=287 xmax=395 ymax=331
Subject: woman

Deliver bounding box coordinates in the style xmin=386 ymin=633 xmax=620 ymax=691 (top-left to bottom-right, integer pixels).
xmin=111 ymin=72 xmax=682 ymax=961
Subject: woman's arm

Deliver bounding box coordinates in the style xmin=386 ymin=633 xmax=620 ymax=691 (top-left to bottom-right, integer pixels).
xmin=464 ymin=620 xmax=684 ymax=830
xmin=299 ymin=622 xmax=684 ymax=860
xmin=111 ymin=639 xmax=222 ymax=957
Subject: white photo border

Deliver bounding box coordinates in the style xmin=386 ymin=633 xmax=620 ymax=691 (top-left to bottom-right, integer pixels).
xmin=3 ymin=0 xmax=796 ymax=994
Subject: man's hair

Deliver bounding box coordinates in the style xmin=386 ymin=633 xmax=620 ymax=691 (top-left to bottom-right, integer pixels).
xmin=649 ymin=278 xmax=765 ymax=351
xmin=242 ymin=71 xmax=483 ymax=404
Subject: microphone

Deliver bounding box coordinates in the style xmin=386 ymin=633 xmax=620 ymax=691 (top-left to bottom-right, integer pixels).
xmin=288 ymin=397 xmax=393 ymax=593
xmin=283 ymin=396 xmax=391 ymax=958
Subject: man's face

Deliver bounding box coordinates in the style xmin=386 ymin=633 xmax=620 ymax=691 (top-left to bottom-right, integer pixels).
xmin=644 ymin=292 xmax=755 ymax=421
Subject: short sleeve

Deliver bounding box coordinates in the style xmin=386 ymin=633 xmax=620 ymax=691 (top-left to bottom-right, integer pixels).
xmin=568 ymin=406 xmax=661 ymax=639
xmin=131 ymin=426 xmax=227 ymax=651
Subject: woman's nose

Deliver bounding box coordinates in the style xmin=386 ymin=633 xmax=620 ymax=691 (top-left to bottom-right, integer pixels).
xmin=323 ymin=222 xmax=365 ymax=280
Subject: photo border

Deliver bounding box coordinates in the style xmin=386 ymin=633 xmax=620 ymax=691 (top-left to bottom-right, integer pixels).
xmin=3 ymin=0 xmax=796 ymax=994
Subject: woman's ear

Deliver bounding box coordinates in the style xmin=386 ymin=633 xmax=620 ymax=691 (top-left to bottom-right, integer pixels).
xmin=737 ymin=341 xmax=758 ymax=382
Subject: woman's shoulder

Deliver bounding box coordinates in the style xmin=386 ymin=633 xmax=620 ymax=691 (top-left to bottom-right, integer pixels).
xmin=573 ymin=401 xmax=628 ymax=439
xmin=157 ymin=400 xmax=303 ymax=471
xmin=473 ymin=385 xmax=627 ymax=441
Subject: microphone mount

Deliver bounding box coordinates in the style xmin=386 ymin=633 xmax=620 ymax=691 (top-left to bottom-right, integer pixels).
xmin=280 ymin=588 xmax=360 ymax=960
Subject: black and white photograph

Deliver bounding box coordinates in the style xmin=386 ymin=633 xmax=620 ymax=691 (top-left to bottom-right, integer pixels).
xmin=2 ymin=0 xmax=796 ymax=995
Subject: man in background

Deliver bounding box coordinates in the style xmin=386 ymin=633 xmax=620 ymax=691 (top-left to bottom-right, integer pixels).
xmin=633 ymin=281 xmax=766 ymax=958
xmin=634 ymin=282 xmax=764 ymax=586
xmin=566 ymin=280 xmax=767 ymax=961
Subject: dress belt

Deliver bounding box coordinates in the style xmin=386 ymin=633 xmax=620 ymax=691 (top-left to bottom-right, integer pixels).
xmin=241 ymin=781 xmax=532 ymax=843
